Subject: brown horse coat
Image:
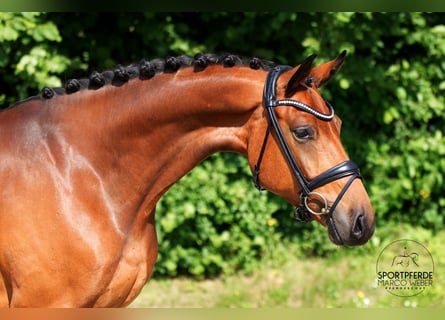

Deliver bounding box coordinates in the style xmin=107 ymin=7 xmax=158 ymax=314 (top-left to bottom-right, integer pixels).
xmin=0 ymin=53 xmax=374 ymax=307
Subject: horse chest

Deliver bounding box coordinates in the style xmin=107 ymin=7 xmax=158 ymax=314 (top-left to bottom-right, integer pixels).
xmin=93 ymin=221 xmax=158 ymax=307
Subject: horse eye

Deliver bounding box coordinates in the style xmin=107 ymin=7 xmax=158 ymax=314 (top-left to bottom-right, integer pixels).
xmin=304 ymin=76 xmax=314 ymax=87
xmin=292 ymin=126 xmax=314 ymax=141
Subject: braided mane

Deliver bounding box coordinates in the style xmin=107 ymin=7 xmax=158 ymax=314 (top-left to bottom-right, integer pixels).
xmin=39 ymin=53 xmax=273 ymax=99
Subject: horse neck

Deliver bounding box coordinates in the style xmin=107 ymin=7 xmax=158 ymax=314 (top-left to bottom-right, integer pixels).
xmin=48 ymin=66 xmax=266 ymax=211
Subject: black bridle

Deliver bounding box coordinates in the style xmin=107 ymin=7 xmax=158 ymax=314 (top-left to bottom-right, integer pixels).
xmin=253 ymin=65 xmax=362 ymax=222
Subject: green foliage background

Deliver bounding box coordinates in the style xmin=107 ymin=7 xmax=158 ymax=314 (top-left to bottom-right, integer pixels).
xmin=1 ymin=12 xmax=444 ymax=278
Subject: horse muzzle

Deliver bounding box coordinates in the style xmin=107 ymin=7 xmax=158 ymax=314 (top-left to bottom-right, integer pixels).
xmin=326 ymin=207 xmax=375 ymax=246
xmin=293 ymin=160 xmax=375 ymax=246
xmin=294 ymin=202 xmax=375 ymax=246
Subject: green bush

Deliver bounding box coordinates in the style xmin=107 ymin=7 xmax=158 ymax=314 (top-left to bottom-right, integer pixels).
xmin=0 ymin=12 xmax=72 ymax=106
xmin=2 ymin=12 xmax=444 ymax=278
xmin=154 ymin=153 xmax=289 ymax=277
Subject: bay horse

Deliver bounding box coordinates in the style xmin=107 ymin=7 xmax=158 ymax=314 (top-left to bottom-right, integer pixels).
xmin=0 ymin=52 xmax=374 ymax=307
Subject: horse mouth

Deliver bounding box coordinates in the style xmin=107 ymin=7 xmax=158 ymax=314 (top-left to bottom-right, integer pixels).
xmin=326 ymin=216 xmax=344 ymax=245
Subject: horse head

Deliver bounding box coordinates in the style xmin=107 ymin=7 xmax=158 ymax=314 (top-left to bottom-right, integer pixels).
xmin=249 ymin=51 xmax=375 ymax=246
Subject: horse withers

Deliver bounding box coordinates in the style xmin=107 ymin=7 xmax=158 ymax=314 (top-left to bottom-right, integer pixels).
xmin=0 ymin=52 xmax=374 ymax=307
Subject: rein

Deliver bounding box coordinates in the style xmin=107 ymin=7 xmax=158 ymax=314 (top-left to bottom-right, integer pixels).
xmin=253 ymin=65 xmax=362 ymax=223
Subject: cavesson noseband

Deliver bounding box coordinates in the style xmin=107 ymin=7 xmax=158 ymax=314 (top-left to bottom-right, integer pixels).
xmin=253 ymin=65 xmax=362 ymax=222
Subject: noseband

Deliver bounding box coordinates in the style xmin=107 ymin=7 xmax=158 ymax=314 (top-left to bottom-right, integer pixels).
xmin=253 ymin=65 xmax=362 ymax=222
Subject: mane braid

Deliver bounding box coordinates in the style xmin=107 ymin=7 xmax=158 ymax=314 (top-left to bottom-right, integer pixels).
xmin=38 ymin=53 xmax=274 ymax=99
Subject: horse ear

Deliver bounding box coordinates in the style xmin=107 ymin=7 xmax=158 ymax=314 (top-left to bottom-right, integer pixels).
xmin=285 ymin=54 xmax=317 ymax=97
xmin=311 ymin=50 xmax=347 ymax=88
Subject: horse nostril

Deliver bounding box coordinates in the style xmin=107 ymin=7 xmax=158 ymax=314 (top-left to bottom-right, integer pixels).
xmin=352 ymin=213 xmax=365 ymax=239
